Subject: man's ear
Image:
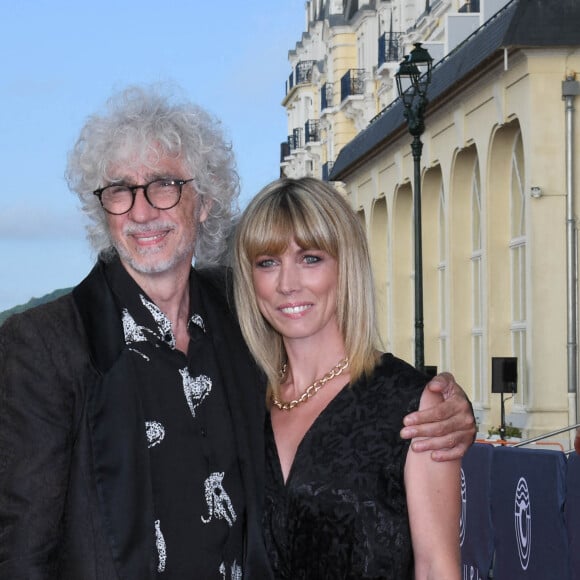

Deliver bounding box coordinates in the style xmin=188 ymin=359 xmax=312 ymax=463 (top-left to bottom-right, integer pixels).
xmin=198 ymin=197 xmax=212 ymax=224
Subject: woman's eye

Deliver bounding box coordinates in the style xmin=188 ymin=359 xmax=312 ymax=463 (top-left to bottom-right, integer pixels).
xmin=303 ymin=254 xmax=322 ymax=264
xmin=256 ymin=258 xmax=276 ymax=268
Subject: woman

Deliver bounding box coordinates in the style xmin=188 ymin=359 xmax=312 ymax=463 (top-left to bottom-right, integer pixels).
xmin=233 ymin=177 xmax=461 ymax=579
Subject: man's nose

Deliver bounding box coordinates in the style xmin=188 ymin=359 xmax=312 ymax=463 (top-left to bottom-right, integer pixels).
xmin=129 ymin=187 xmax=159 ymax=220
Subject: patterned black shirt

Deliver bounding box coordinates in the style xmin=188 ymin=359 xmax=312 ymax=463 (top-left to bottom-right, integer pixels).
xmin=106 ymin=260 xmax=245 ymax=579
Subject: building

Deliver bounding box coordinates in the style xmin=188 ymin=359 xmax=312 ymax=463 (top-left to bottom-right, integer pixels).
xmin=280 ymin=0 xmax=580 ymax=442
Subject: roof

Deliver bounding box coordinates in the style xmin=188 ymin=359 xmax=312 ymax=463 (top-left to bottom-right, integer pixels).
xmin=330 ymin=0 xmax=580 ymax=180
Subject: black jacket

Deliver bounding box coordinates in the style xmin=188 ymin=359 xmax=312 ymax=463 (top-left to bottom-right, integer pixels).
xmin=0 ymin=260 xmax=271 ymax=579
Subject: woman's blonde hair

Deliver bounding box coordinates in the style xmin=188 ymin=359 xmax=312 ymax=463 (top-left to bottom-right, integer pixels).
xmin=233 ymin=177 xmax=380 ymax=399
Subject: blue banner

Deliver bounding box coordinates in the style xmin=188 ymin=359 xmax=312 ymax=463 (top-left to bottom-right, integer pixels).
xmin=566 ymin=453 xmax=580 ymax=579
xmin=491 ymin=447 xmax=569 ymax=579
xmin=460 ymin=443 xmax=494 ymax=580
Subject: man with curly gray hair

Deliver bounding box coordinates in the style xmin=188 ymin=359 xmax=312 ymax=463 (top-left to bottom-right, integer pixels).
xmin=0 ymin=85 xmax=272 ymax=579
xmin=0 ymin=84 xmax=475 ymax=580
xmin=66 ymin=85 xmax=238 ymax=267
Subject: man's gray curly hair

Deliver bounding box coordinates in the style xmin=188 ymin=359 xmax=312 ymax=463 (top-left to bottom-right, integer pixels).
xmin=65 ymin=84 xmax=240 ymax=265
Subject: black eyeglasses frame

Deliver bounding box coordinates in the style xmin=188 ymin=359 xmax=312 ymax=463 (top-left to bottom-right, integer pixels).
xmin=93 ymin=178 xmax=194 ymax=215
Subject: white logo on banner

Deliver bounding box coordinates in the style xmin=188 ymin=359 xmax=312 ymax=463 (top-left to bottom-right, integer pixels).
xmin=462 ymin=564 xmax=484 ymax=579
xmin=460 ymin=468 xmax=467 ymax=547
xmin=514 ymin=476 xmax=532 ymax=570
xmin=460 ymin=468 xmax=484 ymax=579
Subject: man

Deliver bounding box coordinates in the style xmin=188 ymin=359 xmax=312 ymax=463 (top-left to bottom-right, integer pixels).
xmin=0 ymin=85 xmax=475 ymax=579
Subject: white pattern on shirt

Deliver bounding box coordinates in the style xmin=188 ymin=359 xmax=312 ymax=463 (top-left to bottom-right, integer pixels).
xmin=121 ymin=295 xmax=177 ymax=359
xmin=140 ymin=295 xmax=175 ymax=348
xmin=180 ymin=369 xmax=212 ymax=418
xmin=190 ymin=313 xmax=205 ymax=332
xmin=145 ymin=421 xmax=165 ymax=448
xmin=155 ymin=519 xmax=167 ymax=573
xmin=219 ymin=559 xmax=243 ymax=579
xmin=201 ymin=471 xmax=237 ymax=527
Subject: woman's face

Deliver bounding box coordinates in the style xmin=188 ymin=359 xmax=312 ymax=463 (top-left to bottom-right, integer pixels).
xmin=252 ymin=238 xmax=340 ymax=345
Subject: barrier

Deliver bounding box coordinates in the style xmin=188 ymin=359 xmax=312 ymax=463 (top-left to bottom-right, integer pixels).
xmin=460 ymin=443 xmax=494 ymax=579
xmin=565 ymin=453 xmax=580 ymax=580
xmin=461 ymin=444 xmax=571 ymax=579
xmin=491 ymin=447 xmax=569 ymax=579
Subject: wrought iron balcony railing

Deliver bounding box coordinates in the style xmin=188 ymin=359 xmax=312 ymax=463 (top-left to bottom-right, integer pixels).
xmin=286 ymin=72 xmax=294 ymax=93
xmin=286 ymin=60 xmax=316 ymax=95
xmin=287 ymin=127 xmax=303 ymax=151
xmin=280 ymin=141 xmax=290 ymax=162
xmin=304 ymin=119 xmax=320 ymax=143
xmin=295 ymin=60 xmax=316 ymax=85
xmin=378 ymin=32 xmax=403 ymax=67
xmin=321 ymin=82 xmax=333 ymax=111
xmin=340 ymin=69 xmax=365 ymax=102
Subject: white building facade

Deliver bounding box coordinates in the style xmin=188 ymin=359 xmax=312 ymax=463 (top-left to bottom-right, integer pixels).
xmin=281 ymin=0 xmax=580 ymax=442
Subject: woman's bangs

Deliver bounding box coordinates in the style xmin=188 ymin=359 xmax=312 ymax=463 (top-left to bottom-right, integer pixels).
xmin=245 ymin=208 xmax=295 ymax=260
xmin=292 ymin=206 xmax=338 ymax=257
xmin=244 ymin=188 xmax=338 ymax=260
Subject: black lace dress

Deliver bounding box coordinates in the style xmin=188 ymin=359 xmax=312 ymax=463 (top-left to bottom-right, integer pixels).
xmin=263 ymin=353 xmax=427 ymax=580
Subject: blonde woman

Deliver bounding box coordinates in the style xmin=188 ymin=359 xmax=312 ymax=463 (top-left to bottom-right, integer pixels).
xmin=234 ymin=177 xmax=462 ymax=579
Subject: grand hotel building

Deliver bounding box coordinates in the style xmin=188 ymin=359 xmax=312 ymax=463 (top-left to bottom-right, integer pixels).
xmin=280 ymin=0 xmax=580 ymax=442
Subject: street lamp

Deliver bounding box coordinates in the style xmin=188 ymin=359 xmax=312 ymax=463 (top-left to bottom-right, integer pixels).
xmin=395 ymin=42 xmax=433 ymax=372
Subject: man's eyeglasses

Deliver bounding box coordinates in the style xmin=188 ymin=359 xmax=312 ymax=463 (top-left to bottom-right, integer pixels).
xmin=93 ymin=178 xmax=194 ymax=215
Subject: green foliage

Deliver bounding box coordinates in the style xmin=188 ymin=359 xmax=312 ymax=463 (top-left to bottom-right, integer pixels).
xmin=0 ymin=288 xmax=72 ymax=326
xmin=488 ymin=423 xmax=523 ymax=439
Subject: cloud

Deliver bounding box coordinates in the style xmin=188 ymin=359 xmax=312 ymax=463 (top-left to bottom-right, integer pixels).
xmin=0 ymin=202 xmax=87 ymax=241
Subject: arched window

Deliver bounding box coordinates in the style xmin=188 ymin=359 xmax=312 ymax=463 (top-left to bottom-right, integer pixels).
xmin=510 ymin=131 xmax=527 ymax=405
xmin=438 ymin=182 xmax=448 ymax=367
xmin=471 ymin=159 xmax=484 ymax=403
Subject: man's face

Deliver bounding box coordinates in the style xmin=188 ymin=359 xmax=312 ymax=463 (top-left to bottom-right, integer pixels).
xmin=105 ymin=152 xmax=208 ymax=281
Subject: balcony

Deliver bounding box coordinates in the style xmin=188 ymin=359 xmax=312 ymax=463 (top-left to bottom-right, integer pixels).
xmin=378 ymin=32 xmax=403 ymax=67
xmin=459 ymin=0 xmax=480 ymax=12
xmin=340 ymin=69 xmax=365 ymax=102
xmin=321 ymin=82 xmax=333 ymax=111
xmin=296 ymin=60 xmax=316 ymax=84
xmin=286 ymin=71 xmax=294 ymax=94
xmin=286 ymin=60 xmax=317 ymax=95
xmin=287 ymin=127 xmax=303 ymax=151
xmin=280 ymin=141 xmax=290 ymax=162
xmin=304 ymin=119 xmax=320 ymax=144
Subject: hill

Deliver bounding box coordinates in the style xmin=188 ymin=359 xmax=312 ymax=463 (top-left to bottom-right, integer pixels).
xmin=0 ymin=288 xmax=72 ymax=326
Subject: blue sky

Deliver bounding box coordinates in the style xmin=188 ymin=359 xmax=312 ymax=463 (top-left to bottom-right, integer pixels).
xmin=0 ymin=0 xmax=305 ymax=311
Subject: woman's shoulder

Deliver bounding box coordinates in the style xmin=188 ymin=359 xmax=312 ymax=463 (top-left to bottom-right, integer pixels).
xmin=373 ymin=353 xmax=428 ymax=384
xmin=363 ymin=353 xmax=428 ymax=408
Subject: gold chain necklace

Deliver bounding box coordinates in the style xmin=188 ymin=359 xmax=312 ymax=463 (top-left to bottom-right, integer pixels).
xmin=271 ymin=358 xmax=350 ymax=411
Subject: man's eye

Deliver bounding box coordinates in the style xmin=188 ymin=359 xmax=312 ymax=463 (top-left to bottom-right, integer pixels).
xmin=105 ymin=185 xmax=130 ymax=196
xmin=157 ymin=179 xmax=177 ymax=188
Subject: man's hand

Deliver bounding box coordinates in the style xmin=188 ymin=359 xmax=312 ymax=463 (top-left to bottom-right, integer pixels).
xmin=400 ymin=372 xmax=476 ymax=462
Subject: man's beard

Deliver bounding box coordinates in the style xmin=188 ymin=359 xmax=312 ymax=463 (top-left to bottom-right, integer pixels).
xmin=112 ymin=220 xmax=197 ymax=274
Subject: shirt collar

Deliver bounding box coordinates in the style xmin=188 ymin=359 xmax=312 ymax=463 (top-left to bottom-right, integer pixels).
xmin=104 ymin=256 xmax=208 ymax=349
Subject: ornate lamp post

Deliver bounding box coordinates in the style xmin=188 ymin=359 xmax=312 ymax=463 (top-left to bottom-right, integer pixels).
xmin=395 ymin=42 xmax=433 ymax=372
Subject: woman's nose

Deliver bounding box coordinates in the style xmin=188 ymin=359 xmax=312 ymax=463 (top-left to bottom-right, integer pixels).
xmin=277 ymin=263 xmax=300 ymax=294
